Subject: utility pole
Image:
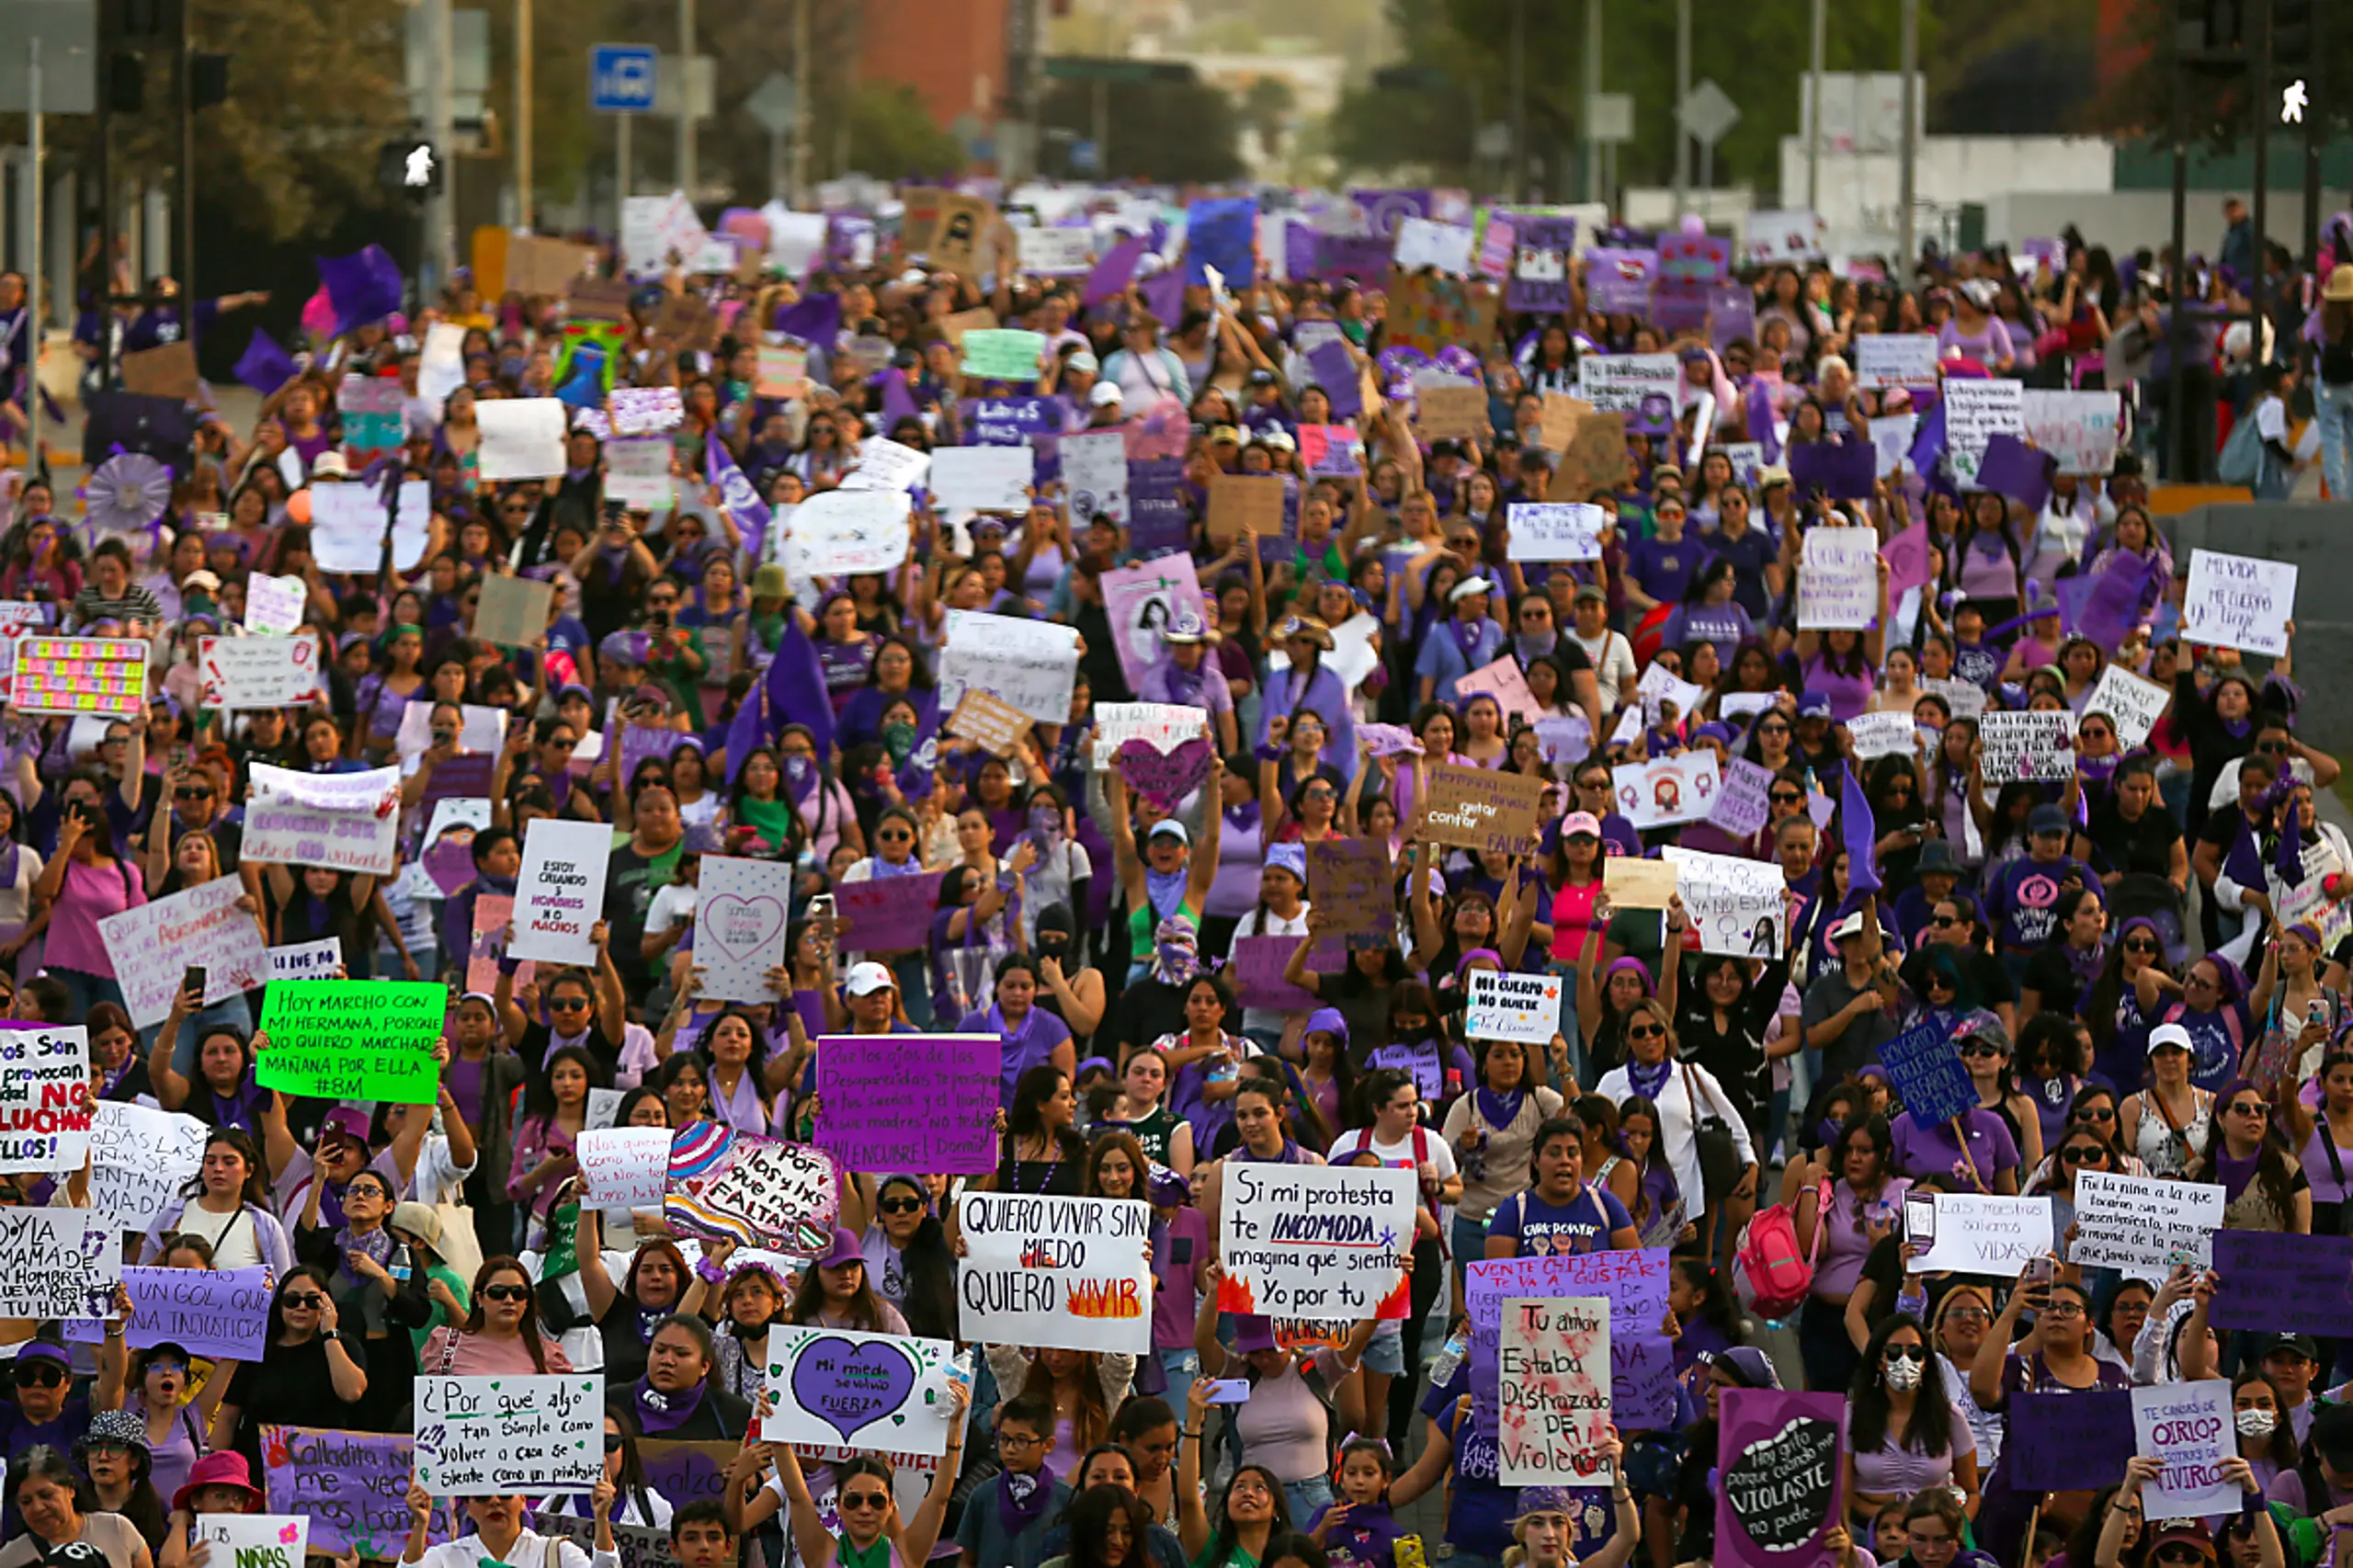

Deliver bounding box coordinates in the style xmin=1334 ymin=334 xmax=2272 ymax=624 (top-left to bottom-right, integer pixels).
xmin=616 ymin=112 xmax=631 ymax=229
xmin=516 ymin=0 xmax=532 ymax=227
xmin=1672 ymin=0 xmax=1689 ymax=215
xmin=676 ymin=0 xmax=695 ymax=193
xmin=2251 ymin=0 xmax=2269 ymax=369
xmin=175 ymin=0 xmax=191 ymax=303
xmin=1897 ymin=0 xmax=1916 ymax=274
xmin=791 ymin=0 xmax=811 ymax=203
xmin=92 ymin=0 xmax=110 ymax=388
xmin=26 ymin=36 xmax=40 ymax=349
xmin=424 ymin=0 xmax=455 ymax=287
xmin=1582 ymin=0 xmax=1601 ymax=201
xmin=1806 ymin=0 xmax=1825 ymax=211
xmin=1511 ymin=0 xmax=1528 ymax=201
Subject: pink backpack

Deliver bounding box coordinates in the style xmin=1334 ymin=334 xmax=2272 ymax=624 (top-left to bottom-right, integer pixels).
xmin=1732 ymin=1179 xmax=1828 ymax=1321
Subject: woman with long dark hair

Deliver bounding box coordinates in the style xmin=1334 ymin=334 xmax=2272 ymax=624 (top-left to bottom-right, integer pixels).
xmin=211 ymin=1267 xmax=368 ymax=1465
xmin=1845 ymin=1313 xmax=1980 ymax=1529
xmin=2187 ymin=1077 xmax=2312 ymax=1233
xmin=162 ymin=1128 xmax=292 ymax=1276
xmin=1968 ymin=1265 xmax=2130 ymax=1562
xmin=787 ymin=1225 xmax=909 ymax=1335
xmin=838 ymin=1172 xmax=959 ymax=1341
xmin=1792 ymin=1113 xmax=1908 ymax=1397
xmin=766 ymin=1410 xmax=969 ymax=1568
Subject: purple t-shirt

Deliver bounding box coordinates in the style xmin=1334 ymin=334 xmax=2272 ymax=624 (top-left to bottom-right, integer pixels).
xmin=1627 ymin=534 xmax=1701 ymax=608
xmin=1890 ymin=1108 xmax=2018 ymax=1192
xmin=1150 ymin=1206 xmax=1210 ymax=1349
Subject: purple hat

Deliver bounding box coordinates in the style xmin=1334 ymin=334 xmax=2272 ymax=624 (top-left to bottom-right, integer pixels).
xmin=1232 ymin=1315 xmax=1279 ymax=1354
xmin=814 ymin=1224 xmax=864 ymax=1269
xmin=1796 ymin=691 xmax=1833 ymax=720
xmin=1698 ymin=1346 xmax=1782 ymax=1389
xmin=1265 ymin=843 xmax=1308 ymax=883
xmin=1304 ymin=1007 xmax=1349 ymax=1045
xmin=1513 ymin=1488 xmax=1580 ymax=1522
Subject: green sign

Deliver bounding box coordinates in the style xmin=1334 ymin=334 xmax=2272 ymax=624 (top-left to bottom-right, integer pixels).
xmin=960 ymin=329 xmax=1047 ymax=383
xmin=256 ymin=981 xmax=448 ymax=1105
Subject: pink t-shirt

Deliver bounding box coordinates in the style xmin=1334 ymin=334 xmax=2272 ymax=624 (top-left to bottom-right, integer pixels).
xmin=419 ymin=1324 xmax=576 ymax=1375
xmin=45 ymin=857 xmax=144 ymax=974
xmin=1550 ymin=880 xmax=1606 ymax=964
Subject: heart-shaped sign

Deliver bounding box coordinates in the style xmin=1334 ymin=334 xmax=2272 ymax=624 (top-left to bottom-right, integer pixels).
xmin=1723 ymin=1415 xmax=1839 ymax=1554
xmin=1116 ymin=736 xmax=1212 ymax=812
xmin=790 ymin=1335 xmax=916 ymax=1440
xmin=704 ymin=892 xmax=787 ymax=965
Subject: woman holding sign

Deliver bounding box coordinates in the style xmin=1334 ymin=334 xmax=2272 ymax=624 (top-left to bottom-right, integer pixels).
xmin=767 ymin=1387 xmax=971 ymax=1568
xmin=1966 ymin=1264 xmax=2129 ymax=1562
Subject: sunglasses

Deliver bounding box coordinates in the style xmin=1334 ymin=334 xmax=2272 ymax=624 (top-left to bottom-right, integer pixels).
xmin=1627 ymin=1022 xmax=1665 ymax=1041
xmin=1770 ymin=790 xmax=1805 ymax=805
xmin=604 ymin=1435 xmax=626 ymax=1454
xmin=2123 ymin=938 xmax=2160 ymax=954
xmin=173 ymin=787 xmax=212 ymax=801
xmin=10 ymin=1364 xmax=62 ymax=1388
xmin=878 ymin=828 xmax=915 ymax=842
xmin=2060 ymin=1146 xmax=2107 ymax=1164
xmin=2229 ymin=1100 xmax=2271 ymax=1117
xmin=281 ymin=1293 xmax=325 ymax=1310
xmin=549 ymin=995 xmax=591 ymax=1011
xmin=2155 ymin=1550 xmax=2207 ymax=1566
xmin=881 ymin=1197 xmax=926 ymax=1215
xmin=547 ymin=737 xmax=577 ymax=751
xmin=841 ymin=1492 xmax=891 ymax=1512
xmin=1959 ymin=1042 xmax=2003 ymax=1059
xmin=1881 ymin=1345 xmax=1927 ymax=1365
xmin=2075 ymin=1106 xmax=2118 ymax=1122
xmin=481 ymin=1284 xmax=532 ymax=1303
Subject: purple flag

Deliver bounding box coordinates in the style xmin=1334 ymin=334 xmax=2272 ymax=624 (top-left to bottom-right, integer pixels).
xmin=1139 ymin=266 xmax=1186 ymax=329
xmin=1786 ymin=440 xmax=1875 ymax=500
xmin=874 ymin=369 xmax=919 ymax=428
xmin=2074 ymin=548 xmax=2166 ymax=652
xmin=1840 ymin=763 xmax=1881 ymax=896
xmin=772 ymin=292 xmax=842 ymax=347
xmin=1745 ymin=378 xmax=1782 ymax=464
xmin=706 ymin=428 xmax=775 ymax=565
xmin=314 ymin=244 xmax=404 ymax=336
xmin=233 ymin=328 xmax=298 ymax=396
xmin=1184 ymin=198 xmax=1257 ymax=287
xmin=1975 ymin=433 xmax=2055 ymax=511
xmin=1906 ymin=397 xmax=1948 ymax=476
xmin=1086 ymin=236 xmax=1147 ymax=305
xmin=1309 ymin=340 xmax=1360 ymax=418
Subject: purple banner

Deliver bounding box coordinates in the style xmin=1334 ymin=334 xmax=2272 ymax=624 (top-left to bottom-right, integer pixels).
xmin=1710 ymin=284 xmax=1756 ymax=353
xmin=837 ymin=869 xmax=943 ymax=954
xmin=420 ymin=752 xmax=493 ymax=803
xmin=1308 ymin=339 xmax=1361 ymax=418
xmin=817 ymin=1033 xmax=998 ymax=1172
xmin=1586 ymin=248 xmax=1658 ymax=315
xmin=1350 ymin=188 xmax=1432 ymax=238
xmin=1650 ymin=279 xmax=1712 ymax=335
xmin=963 ymin=396 xmax=1062 ymax=447
xmin=1466 ymin=1248 xmax=1673 ymax=1434
xmin=2212 ymin=1230 xmax=2353 ymax=1337
xmin=1231 ymin=935 xmax=1322 ymax=1014
xmin=1506 ymin=218 xmax=1577 ymax=312
xmin=2003 ymin=1390 xmax=2133 ymax=1492
xmin=1312 ymin=233 xmax=1394 ymax=283
xmin=261 ymin=1427 xmax=454 ymax=1559
xmin=1715 ymin=1391 xmax=1847 ymax=1568
xmin=618 ymin=724 xmax=688 ymax=792
xmin=1126 ymin=458 xmax=1190 ymax=557
xmin=423 ymin=835 xmax=475 ymax=895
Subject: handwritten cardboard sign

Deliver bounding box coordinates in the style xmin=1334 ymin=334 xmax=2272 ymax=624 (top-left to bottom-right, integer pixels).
xmin=761 ymin=1325 xmax=962 ymax=1455
xmin=2072 ymin=1170 xmax=2223 ymax=1272
xmin=665 ymin=1125 xmax=841 ymax=1256
xmin=945 ymin=689 xmax=1030 ymax=757
xmin=1506 ymin=502 xmax=1607 ymax=562
xmin=2211 ymin=1230 xmax=2353 ymax=1336
xmin=1976 ymin=710 xmax=2075 ymax=783
xmin=0 ymin=1023 xmax=89 ymax=1174
xmin=414 ymin=1373 xmax=605 ymax=1494
xmin=1498 ymin=1296 xmax=1612 ymax=1486
xmin=12 ymin=636 xmax=148 ymax=717
xmin=257 ymin=981 xmax=448 ymax=1105
xmin=2182 ymin=548 xmax=2296 ymax=658
xmin=1307 ymin=837 xmax=1394 ymax=948
xmin=693 ymin=855 xmax=794 ymax=1004
xmin=510 ymin=818 xmax=612 ymax=965
xmin=1207 ymin=473 xmax=1286 ymax=544
xmin=1415 ymin=763 xmax=1546 ymax=855
xmin=1463 ymin=970 xmax=1566 ymax=1046
xmin=2132 ymin=1380 xmax=2236 ymax=1516
xmin=1875 ymin=1017 xmax=1978 ymax=1128
xmin=1909 ymin=1193 xmax=2056 ymax=1275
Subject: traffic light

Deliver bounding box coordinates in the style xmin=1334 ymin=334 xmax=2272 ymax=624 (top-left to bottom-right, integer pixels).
xmin=2273 ymin=0 xmax=2313 ymax=70
xmin=378 ymin=139 xmax=442 ymax=197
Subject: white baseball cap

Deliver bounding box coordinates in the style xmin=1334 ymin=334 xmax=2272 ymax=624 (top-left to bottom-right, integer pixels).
xmin=844 ymin=961 xmax=897 ymax=997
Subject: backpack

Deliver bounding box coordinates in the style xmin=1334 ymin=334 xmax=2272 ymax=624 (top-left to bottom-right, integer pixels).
xmin=2216 ymin=411 xmax=2266 ymax=486
xmin=1732 ymin=1178 xmax=1828 ymax=1321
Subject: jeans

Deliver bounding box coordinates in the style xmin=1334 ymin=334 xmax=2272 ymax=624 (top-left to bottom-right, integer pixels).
xmin=49 ymin=968 xmax=122 ymax=1025
xmin=1282 ymin=1476 xmax=1334 ymax=1524
xmin=890 ymin=951 xmax=933 ymax=1028
xmin=2323 ymin=381 xmax=2353 ymax=500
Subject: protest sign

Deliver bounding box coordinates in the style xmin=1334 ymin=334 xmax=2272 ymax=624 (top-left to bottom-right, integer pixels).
xmin=957 ymin=1191 xmax=1153 ymax=1352
xmin=817 ymin=1034 xmax=997 ymax=1175
xmin=1017 ymin=227 xmax=1093 ymax=276
xmin=1100 ymin=558 xmax=1210 ymax=693
xmin=1582 ymin=245 xmax=1652 ymax=314
xmin=930 ymin=447 xmax=1035 ymax=515
xmin=2132 ymin=1380 xmax=2236 ymax=1516
xmin=1063 ymin=429 xmax=1130 ymax=528
xmin=836 ymin=869 xmax=942 ymax=954
xmin=754 ymin=343 xmax=810 ymax=400
xmin=511 ymin=819 xmax=612 ymax=964
xmin=961 ymin=398 xmax=1062 ymax=449
xmin=1976 ymin=710 xmax=2075 ymax=782
xmin=68 ymin=1266 xmax=270 ymax=1358
xmin=607 ymin=386 xmax=684 ymax=434
xmin=2182 ymin=549 xmax=2297 ymax=658
xmin=243 ymin=574 xmax=307 ymax=637
xmin=960 ymin=329 xmax=1046 ymax=382
xmin=1709 ymin=759 xmax=1775 ymax=840
xmin=244 ymin=764 xmax=402 ymax=877
xmin=1497 ymin=1296 xmax=1612 ymax=1486
xmin=1636 ymin=663 xmax=1711 ymax=728
xmin=2021 ymin=390 xmax=2124 ymax=475
xmin=1853 ymin=335 xmax=1940 ymax=390
xmin=1875 ymin=1018 xmax=1977 ymax=1128
xmin=1847 ymin=711 xmax=1918 ymax=761
xmin=693 ymin=856 xmax=794 ymax=1003
xmin=1308 ymin=837 xmax=1394 ymax=948
xmin=0 ymin=1024 xmax=89 ymax=1173
xmin=1744 ymin=209 xmax=1824 ymax=263
xmin=473 ymin=574 xmax=555 ymax=649
xmin=761 ymin=1326 xmax=961 ymax=1455
xmin=1942 ymin=378 xmax=2025 ymax=487
xmin=1299 ymin=424 xmax=1360 ymax=476
xmin=476 ymin=399 xmax=568 ymax=481
xmin=1603 ymin=857 xmax=1678 ymax=909
xmin=1537 ymin=392 xmax=1593 ymax=453
xmin=1230 ymin=936 xmax=1324 ymax=1013
xmin=1506 ymin=503 xmax=1607 ymax=562
xmin=2211 ymin=1230 xmax=2353 ymax=1335
xmin=1394 ymin=217 xmax=1475 ymax=274
xmin=2071 ymin=1170 xmax=2222 ymax=1272
xmin=11 ymin=636 xmax=147 ymax=718
xmin=1909 ymin=1194 xmax=2056 ymax=1274
xmin=1219 ymin=1164 xmax=1415 ymax=1322
xmin=122 ymin=340 xmax=199 ymax=401
xmin=194 ymin=1515 xmax=308 ymax=1568
xmin=576 ymin=1128 xmax=674 ymax=1209
xmin=2082 ymin=666 xmax=2170 ymax=750
xmin=198 ymin=635 xmax=320 ymax=710
xmin=414 ymin=1373 xmax=605 ymax=1494
xmin=2003 ymin=1391 xmax=2135 ymax=1492
xmin=257 ymin=980 xmax=448 ymax=1105
xmin=1384 ymin=272 xmax=1499 ymax=358
xmin=529 ymin=1518 xmax=677 ymax=1568
xmin=260 ymin=1429 xmax=454 ymax=1560
xmin=1924 ymin=676 xmax=1988 ymax=721
xmin=1454 ymin=656 xmax=1545 ymax=728
xmin=91 ymin=1102 xmax=206 ymax=1233
xmin=1464 ymin=970 xmax=1566 ymax=1045
xmin=1125 ymin=458 xmax=1188 ymax=553
xmin=1415 ymin=764 xmax=1546 ymax=855
xmin=788 ymin=490 xmax=914 ymax=576
xmin=1611 ymin=754 xmax=1721 ymax=829
xmin=603 ymin=437 xmax=675 ymax=512
xmin=1660 ymin=847 xmax=1788 ymax=959
xmin=938 ymin=609 xmax=1080 ymax=724
xmin=1872 ymin=416 xmax=1920 ymax=478
xmin=841 ymin=438 xmax=930 ymax=494
xmin=1576 ymin=355 xmax=1677 ymax=417
xmin=99 ymin=875 xmax=268 ymax=1029
xmin=1207 ymin=473 xmax=1287 ymax=544
xmin=1796 ymin=528 xmax=1878 ymax=629
xmin=1714 ymin=1391 xmax=1847 ymax=1568
xmin=0 ymin=1209 xmax=117 ymax=1317
xmin=1465 ymin=1248 xmax=1673 ymax=1433
xmin=665 ymin=1125 xmax=841 ymax=1256
xmin=337 ymin=376 xmax=404 ymax=465
xmin=306 ymin=483 xmax=392 ymax=574
xmin=945 ymin=689 xmax=1032 ymax=758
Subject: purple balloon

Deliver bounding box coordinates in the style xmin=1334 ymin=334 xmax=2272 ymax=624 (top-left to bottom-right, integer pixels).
xmin=1434 ymin=346 xmax=1482 ymax=378
xmin=1376 ymin=346 xmax=1431 ymax=383
xmin=789 ymin=1335 xmax=918 ymax=1441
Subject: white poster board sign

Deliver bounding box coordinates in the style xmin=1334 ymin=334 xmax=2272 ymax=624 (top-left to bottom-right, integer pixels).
xmin=954 ymin=1192 xmax=1152 ymax=1353
xmin=1910 ymin=1193 xmax=2056 ymax=1275
xmin=509 ymin=818 xmax=613 ymax=965
xmin=2071 ymin=1171 xmax=2223 ymax=1272
xmin=2181 ymin=549 xmax=2297 ymax=658
xmin=413 ymin=1374 xmax=605 ymax=1494
xmin=1462 ymin=969 xmax=1565 ymax=1045
xmin=1942 ymin=378 xmax=2025 ymax=488
xmin=1506 ymin=503 xmax=1607 ymax=563
xmin=938 ymin=609 xmax=1081 ymax=725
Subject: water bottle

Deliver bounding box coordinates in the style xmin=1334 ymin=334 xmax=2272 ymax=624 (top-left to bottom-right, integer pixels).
xmin=1429 ymin=1330 xmax=1468 ymax=1385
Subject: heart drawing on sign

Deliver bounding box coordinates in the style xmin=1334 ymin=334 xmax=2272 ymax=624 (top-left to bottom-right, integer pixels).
xmin=1116 ymin=736 xmax=1212 ymax=812
xmin=704 ymin=893 xmax=787 ymax=965
xmin=1723 ymin=1415 xmax=1839 ymax=1553
xmin=790 ymin=1335 xmax=916 ymax=1440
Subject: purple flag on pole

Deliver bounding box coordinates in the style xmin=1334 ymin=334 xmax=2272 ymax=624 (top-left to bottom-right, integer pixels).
xmin=1085 ymin=236 xmax=1147 ymax=305
xmin=771 ymin=292 xmax=842 ymax=347
xmin=1786 ymin=440 xmax=1875 ymax=500
xmin=233 ymin=328 xmax=298 ymax=396
xmin=1840 ymin=763 xmax=1882 ymax=896
xmin=1975 ymin=433 xmax=2055 ymax=510
xmin=874 ymin=369 xmax=919 ymax=428
xmin=2075 ymin=548 xmax=2167 ymax=651
xmin=706 ymin=428 xmax=775 ymax=565
xmin=1906 ymin=397 xmax=1948 ymax=476
xmin=1745 ymin=378 xmax=1781 ymax=464
xmin=1139 ymin=266 xmax=1186 ymax=329
xmin=313 ymin=245 xmax=404 ymax=336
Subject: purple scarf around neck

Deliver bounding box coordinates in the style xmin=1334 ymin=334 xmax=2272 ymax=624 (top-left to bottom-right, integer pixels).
xmin=633 ymin=1374 xmax=710 ymax=1435
xmin=996 ymin=1463 xmax=1057 ymax=1538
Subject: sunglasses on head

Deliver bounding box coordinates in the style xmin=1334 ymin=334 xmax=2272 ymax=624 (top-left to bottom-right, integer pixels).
xmin=481 ymin=1283 xmax=532 ymax=1303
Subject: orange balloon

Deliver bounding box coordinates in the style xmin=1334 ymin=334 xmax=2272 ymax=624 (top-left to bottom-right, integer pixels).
xmin=287 ymin=488 xmax=313 ymax=526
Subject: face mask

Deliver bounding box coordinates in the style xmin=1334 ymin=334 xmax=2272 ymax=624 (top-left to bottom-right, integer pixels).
xmin=2235 ymin=1408 xmax=2279 ymax=1438
xmin=1881 ymin=1356 xmax=1924 ymax=1392
xmin=783 ymin=756 xmax=813 ymax=786
xmin=881 ymin=721 xmax=916 ymax=763
xmin=1029 ymin=804 xmax=1061 ymax=838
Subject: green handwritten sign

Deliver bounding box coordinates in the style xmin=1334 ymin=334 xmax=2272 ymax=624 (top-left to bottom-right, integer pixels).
xmin=256 ymin=981 xmax=447 ymax=1105
xmin=959 ymin=329 xmax=1046 ymax=383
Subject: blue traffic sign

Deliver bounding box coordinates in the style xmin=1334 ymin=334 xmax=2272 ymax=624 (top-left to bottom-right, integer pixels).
xmin=591 ymin=45 xmax=658 ymax=113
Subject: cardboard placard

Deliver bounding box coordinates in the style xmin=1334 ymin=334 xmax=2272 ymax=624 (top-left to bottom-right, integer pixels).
xmin=944 ymin=689 xmax=1030 ymax=757
xmin=1415 ymin=763 xmax=1546 ymax=855
xmin=1207 ymin=473 xmax=1287 ymax=543
xmin=121 ymin=341 xmax=199 ymax=402
xmin=927 ymin=194 xmax=996 ymax=272
xmin=1416 ymin=382 xmax=1492 ymax=441
xmin=1556 ymin=411 xmax=1630 ymax=499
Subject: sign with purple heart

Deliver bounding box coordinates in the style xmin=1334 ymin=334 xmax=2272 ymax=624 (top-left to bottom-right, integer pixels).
xmin=1116 ymin=735 xmax=1212 ymax=811
xmin=763 ymin=1326 xmax=962 ymax=1454
xmin=422 ymin=835 xmax=477 ymax=896
xmin=691 ymin=855 xmax=794 ymax=1004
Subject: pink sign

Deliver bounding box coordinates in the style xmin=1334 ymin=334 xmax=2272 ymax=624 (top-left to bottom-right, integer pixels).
xmin=837 ymin=870 xmax=943 ymax=954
